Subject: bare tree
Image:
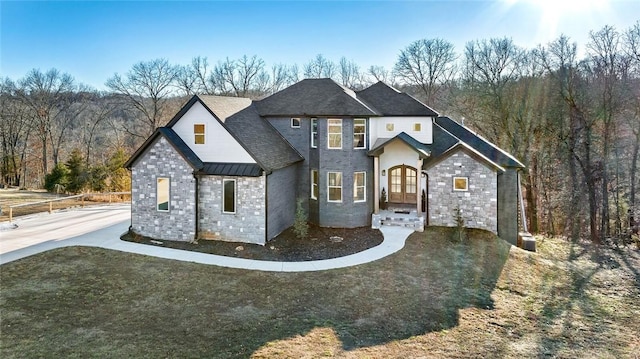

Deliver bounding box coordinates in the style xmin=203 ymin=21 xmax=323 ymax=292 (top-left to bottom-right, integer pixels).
xmin=303 ymin=54 xmax=336 ymax=79
xmin=0 ymin=78 xmax=33 ymax=187
xmin=106 ymin=58 xmax=178 ymax=138
xmin=210 ymin=55 xmax=267 ymax=98
xmin=394 ymin=38 xmax=457 ymax=104
xmin=338 ymin=57 xmax=362 ymax=88
xmin=367 ymin=65 xmax=394 ymax=85
xmin=267 ymin=63 xmax=299 ymax=94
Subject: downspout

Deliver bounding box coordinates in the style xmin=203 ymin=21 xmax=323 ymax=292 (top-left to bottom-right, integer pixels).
xmin=193 ymin=172 xmax=199 ymax=241
xmin=264 ymin=171 xmax=268 ymax=244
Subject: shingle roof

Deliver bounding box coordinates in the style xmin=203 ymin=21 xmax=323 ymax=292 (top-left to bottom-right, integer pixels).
xmin=435 ymin=116 xmax=525 ymax=168
xmin=368 ymin=132 xmax=432 ymax=158
xmin=356 ymin=82 xmax=439 ymax=117
xmin=197 ymin=163 xmax=263 ymax=177
xmin=224 ymin=105 xmax=304 ymax=172
xmin=124 ymin=127 xmax=203 ymax=170
xmin=255 ymin=78 xmax=377 ymax=117
xmin=198 ymin=95 xmax=252 ymax=122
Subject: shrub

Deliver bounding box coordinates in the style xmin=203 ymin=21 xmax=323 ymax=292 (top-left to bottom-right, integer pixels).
xmin=44 ymin=163 xmax=70 ymax=193
xmin=293 ymin=198 xmax=309 ymax=239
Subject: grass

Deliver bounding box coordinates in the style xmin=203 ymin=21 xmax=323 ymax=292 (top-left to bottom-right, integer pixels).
xmin=1 ymin=227 xmax=639 ymax=358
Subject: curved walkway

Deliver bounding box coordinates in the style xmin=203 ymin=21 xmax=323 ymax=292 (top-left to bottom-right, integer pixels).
xmin=0 ymin=205 xmax=414 ymax=272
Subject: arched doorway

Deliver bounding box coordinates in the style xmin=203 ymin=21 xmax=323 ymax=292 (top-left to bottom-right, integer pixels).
xmin=388 ymin=165 xmax=417 ymax=204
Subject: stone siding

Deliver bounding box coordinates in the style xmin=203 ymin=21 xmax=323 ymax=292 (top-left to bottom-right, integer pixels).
xmin=130 ymin=136 xmax=196 ymax=241
xmin=426 ymin=149 xmax=498 ymax=233
xmin=198 ymin=175 xmax=267 ymax=245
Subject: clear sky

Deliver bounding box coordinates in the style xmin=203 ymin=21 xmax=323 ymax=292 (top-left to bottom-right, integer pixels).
xmin=1 ymin=0 xmax=639 ymax=90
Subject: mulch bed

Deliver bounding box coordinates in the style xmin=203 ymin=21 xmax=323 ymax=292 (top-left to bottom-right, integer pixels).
xmin=121 ymin=223 xmax=384 ymax=262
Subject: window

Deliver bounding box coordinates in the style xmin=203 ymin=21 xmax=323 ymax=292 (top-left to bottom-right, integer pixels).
xmin=157 ymin=177 xmax=170 ymax=212
xmin=354 ymin=172 xmax=366 ymax=202
xmin=311 ymin=118 xmax=318 ymax=148
xmin=291 ymin=118 xmax=300 ymax=128
xmin=194 ymin=124 xmax=205 ymax=144
xmin=453 ymin=177 xmax=469 ymax=191
xmin=353 ymin=119 xmax=366 ymax=149
xmin=223 ymin=179 xmax=236 ymax=213
xmin=311 ymin=170 xmax=319 ymax=200
xmin=328 ymin=119 xmax=342 ymax=149
xmin=386 ymin=123 xmax=394 ymax=131
xmin=413 ymin=123 xmax=422 ymax=132
xmin=327 ymin=172 xmax=342 ymax=202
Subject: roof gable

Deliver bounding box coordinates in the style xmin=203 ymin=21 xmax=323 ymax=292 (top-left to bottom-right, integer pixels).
xmin=255 ymin=78 xmax=377 ymax=117
xmin=368 ymin=132 xmax=431 ymax=158
xmin=435 ymin=116 xmax=525 ymax=168
xmin=357 ymin=81 xmax=439 ymax=117
xmin=124 ymin=127 xmax=203 ymax=170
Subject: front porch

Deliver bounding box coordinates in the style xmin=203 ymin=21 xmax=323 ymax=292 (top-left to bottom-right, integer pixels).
xmin=371 ymin=208 xmax=425 ymax=232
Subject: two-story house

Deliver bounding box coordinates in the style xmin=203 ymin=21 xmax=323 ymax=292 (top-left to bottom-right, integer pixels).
xmin=125 ymin=79 xmax=524 ymax=246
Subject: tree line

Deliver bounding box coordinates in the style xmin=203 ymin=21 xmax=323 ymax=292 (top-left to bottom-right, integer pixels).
xmin=1 ymin=22 xmax=638 ymax=243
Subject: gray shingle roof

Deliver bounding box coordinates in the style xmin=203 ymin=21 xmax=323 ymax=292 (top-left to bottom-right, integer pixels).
xmin=124 ymin=127 xmax=203 ymax=170
xmin=198 ymin=95 xmax=252 ymax=122
xmin=356 ymin=81 xmax=439 ymax=117
xmin=255 ymin=78 xmax=377 ymax=117
xmin=435 ymin=116 xmax=525 ymax=168
xmin=369 ymin=132 xmax=432 ymax=158
xmin=224 ymin=105 xmax=304 ymax=172
xmin=197 ymin=163 xmax=263 ymax=177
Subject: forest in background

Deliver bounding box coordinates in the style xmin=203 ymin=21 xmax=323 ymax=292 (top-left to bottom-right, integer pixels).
xmin=1 ymin=22 xmax=639 ymax=243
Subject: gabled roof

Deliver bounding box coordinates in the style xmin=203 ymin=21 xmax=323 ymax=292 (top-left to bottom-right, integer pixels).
xmin=124 ymin=127 xmax=203 ymax=170
xmin=435 ymin=116 xmax=525 ymax=168
xmin=165 ymin=95 xmax=251 ymax=127
xmin=224 ymin=105 xmax=304 ymax=172
xmin=255 ymin=78 xmax=377 ymax=117
xmin=368 ymin=132 xmax=431 ymax=158
xmin=423 ymin=141 xmax=506 ymax=173
xmin=356 ymin=81 xmax=439 ymax=117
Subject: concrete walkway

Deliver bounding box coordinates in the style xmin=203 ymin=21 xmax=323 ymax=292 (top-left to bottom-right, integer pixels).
xmin=0 ymin=206 xmax=414 ymax=272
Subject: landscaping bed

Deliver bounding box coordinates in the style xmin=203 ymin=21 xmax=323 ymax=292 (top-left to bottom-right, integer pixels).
xmin=122 ymin=223 xmax=384 ymax=261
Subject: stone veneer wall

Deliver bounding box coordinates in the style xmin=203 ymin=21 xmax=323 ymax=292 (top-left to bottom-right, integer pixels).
xmin=130 ymin=136 xmax=196 ymax=241
xmin=198 ymin=175 xmax=267 ymax=245
xmin=426 ymin=149 xmax=498 ymax=233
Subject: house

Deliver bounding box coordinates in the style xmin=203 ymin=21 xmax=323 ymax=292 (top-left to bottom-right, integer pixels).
xmin=125 ymin=79 xmax=525 ymax=245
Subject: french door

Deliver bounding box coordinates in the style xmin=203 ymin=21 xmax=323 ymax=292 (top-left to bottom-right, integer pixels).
xmin=388 ymin=165 xmax=417 ymax=204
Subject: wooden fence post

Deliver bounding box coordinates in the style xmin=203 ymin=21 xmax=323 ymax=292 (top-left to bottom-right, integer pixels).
xmin=49 ymin=201 xmax=52 ymax=214
xmin=9 ymin=207 xmax=12 ymax=222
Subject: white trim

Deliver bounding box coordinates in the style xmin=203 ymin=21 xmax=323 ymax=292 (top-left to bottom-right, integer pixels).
xmin=327 ymin=171 xmax=342 ymax=202
xmin=353 ymin=118 xmax=366 ymax=149
xmin=328 ymin=119 xmax=342 ymax=149
xmin=291 ymin=117 xmax=301 ymax=128
xmin=453 ymin=176 xmax=469 ymax=192
xmin=354 ymin=171 xmax=366 ymax=202
xmin=310 ymin=169 xmax=318 ymax=200
xmin=156 ymin=177 xmax=170 ymax=212
xmin=311 ymin=118 xmax=318 ymax=148
xmin=222 ymin=179 xmax=237 ymax=213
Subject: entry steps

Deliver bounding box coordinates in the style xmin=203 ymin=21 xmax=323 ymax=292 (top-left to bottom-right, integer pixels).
xmin=372 ymin=209 xmax=424 ymax=232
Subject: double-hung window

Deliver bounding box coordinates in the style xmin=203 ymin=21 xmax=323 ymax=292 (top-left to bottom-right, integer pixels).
xmin=194 ymin=124 xmax=205 ymax=144
xmin=311 ymin=118 xmax=318 ymax=148
xmin=328 ymin=119 xmax=342 ymax=149
xmin=157 ymin=177 xmax=170 ymax=212
xmin=223 ymin=179 xmax=236 ymax=213
xmin=327 ymin=172 xmax=342 ymax=202
xmin=354 ymin=172 xmax=366 ymax=202
xmin=353 ymin=119 xmax=366 ymax=149
xmin=311 ymin=169 xmax=319 ymax=200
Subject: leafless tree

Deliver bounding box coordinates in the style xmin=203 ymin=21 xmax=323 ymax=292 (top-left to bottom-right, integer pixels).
xmin=106 ymin=58 xmax=178 ymax=138
xmin=303 ymin=54 xmax=336 ymax=79
xmin=338 ymin=57 xmax=362 ymax=89
xmin=367 ymin=65 xmax=394 ymax=85
xmin=394 ymin=38 xmax=457 ymax=104
xmin=210 ymin=55 xmax=267 ymax=98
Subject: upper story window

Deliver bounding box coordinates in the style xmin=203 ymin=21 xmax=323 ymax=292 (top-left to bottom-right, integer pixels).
xmin=327 ymin=172 xmax=342 ymax=202
xmin=413 ymin=123 xmax=422 ymax=132
xmin=157 ymin=177 xmax=170 ymax=212
xmin=386 ymin=123 xmax=394 ymax=132
xmin=194 ymin=124 xmax=205 ymax=144
xmin=328 ymin=119 xmax=342 ymax=149
xmin=311 ymin=118 xmax=318 ymax=148
xmin=353 ymin=119 xmax=366 ymax=149
xmin=291 ymin=118 xmax=301 ymax=128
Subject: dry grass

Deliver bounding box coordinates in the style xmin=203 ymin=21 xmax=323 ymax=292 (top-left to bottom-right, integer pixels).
xmin=1 ymin=228 xmax=639 ymax=358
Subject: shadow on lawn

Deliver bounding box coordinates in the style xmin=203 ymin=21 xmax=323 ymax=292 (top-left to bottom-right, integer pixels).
xmin=0 ymin=227 xmax=511 ymax=358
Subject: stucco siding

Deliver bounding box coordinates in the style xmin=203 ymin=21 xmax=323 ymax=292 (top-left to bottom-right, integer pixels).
xmin=426 ymin=149 xmax=498 ymax=233
xmin=130 ymin=136 xmax=196 ymax=241
xmin=267 ymin=164 xmax=298 ymax=239
xmin=198 ymin=175 xmax=266 ymax=245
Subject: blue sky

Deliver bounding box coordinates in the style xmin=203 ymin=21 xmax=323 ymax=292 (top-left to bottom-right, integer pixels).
xmin=2 ymin=0 xmax=639 ymax=90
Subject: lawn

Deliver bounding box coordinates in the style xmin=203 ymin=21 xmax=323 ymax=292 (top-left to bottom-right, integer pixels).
xmin=1 ymin=227 xmax=639 ymax=358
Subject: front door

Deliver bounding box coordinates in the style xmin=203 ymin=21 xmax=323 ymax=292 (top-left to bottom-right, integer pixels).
xmin=388 ymin=165 xmax=417 ymax=204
